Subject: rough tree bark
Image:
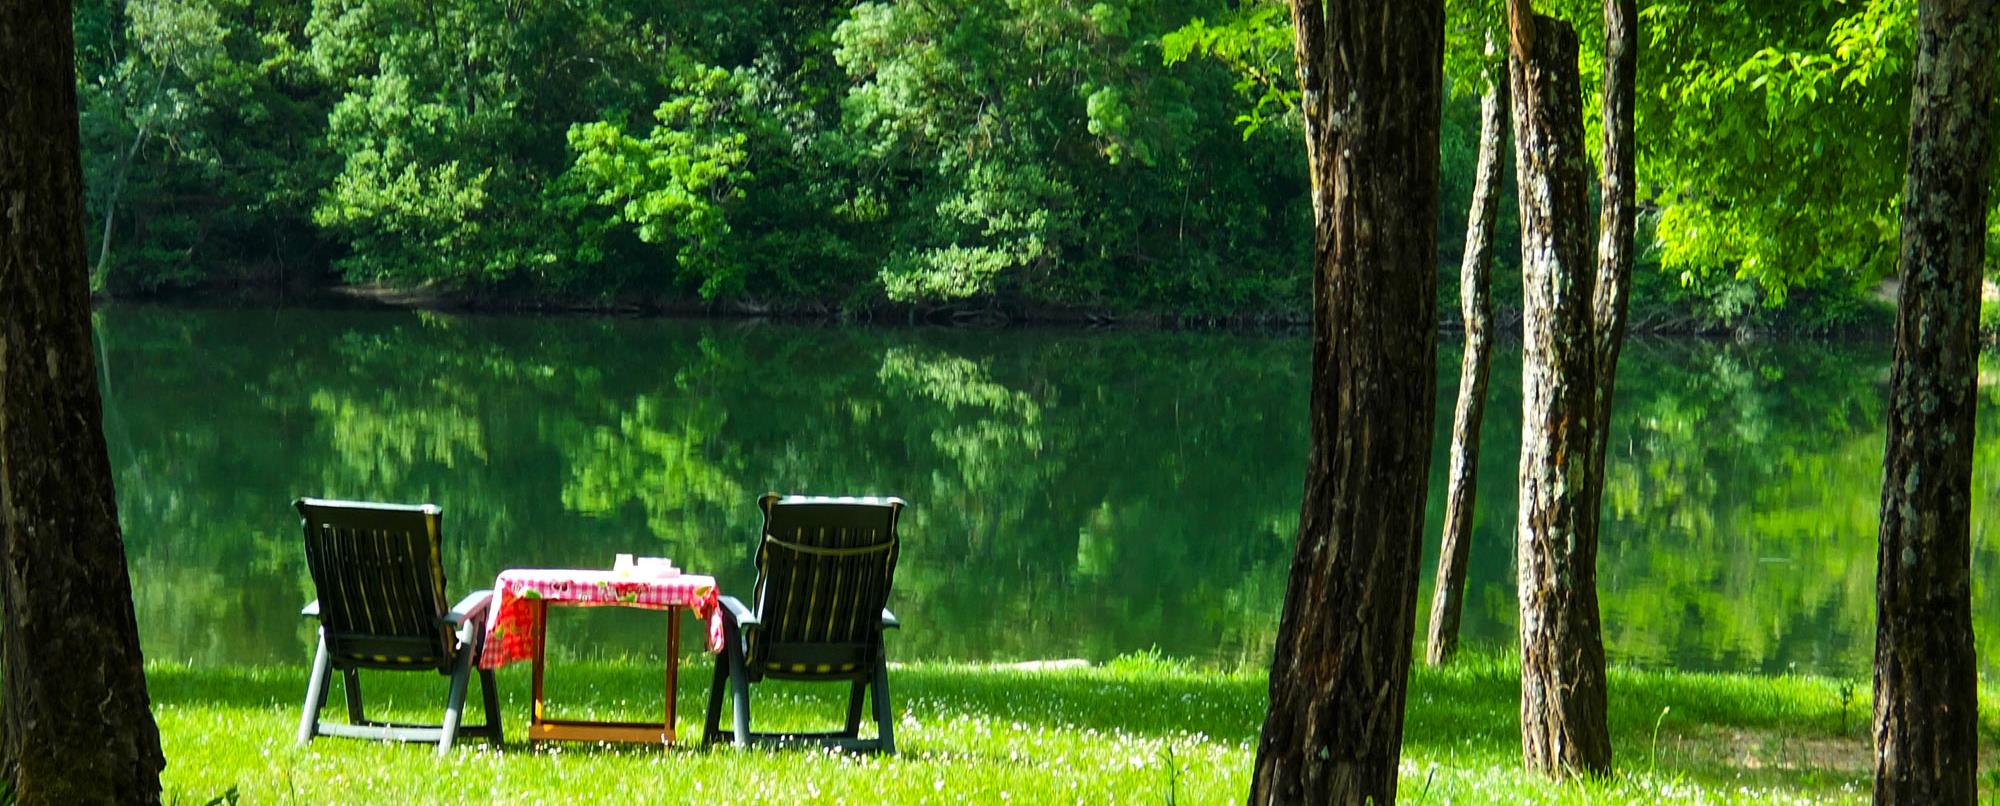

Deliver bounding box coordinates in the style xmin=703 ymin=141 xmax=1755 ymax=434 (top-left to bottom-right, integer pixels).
xmin=1506 ymin=0 xmax=1614 ymax=776
xmin=1248 ymin=0 xmax=1443 ymax=803
xmin=1 ymin=0 xmax=168 ymax=802
xmin=1872 ymin=0 xmax=1996 ymax=802
xmin=1426 ymin=30 xmax=1509 ymax=668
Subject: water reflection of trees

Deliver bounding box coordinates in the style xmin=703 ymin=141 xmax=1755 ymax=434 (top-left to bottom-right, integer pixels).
xmin=1594 ymin=341 xmax=1893 ymax=675
xmin=102 ymin=307 xmax=1306 ymax=666
xmin=100 ymin=307 xmax=2000 ymax=675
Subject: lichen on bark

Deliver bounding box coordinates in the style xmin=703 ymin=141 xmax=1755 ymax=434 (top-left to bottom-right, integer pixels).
xmin=1507 ymin=3 xmax=1616 ymax=776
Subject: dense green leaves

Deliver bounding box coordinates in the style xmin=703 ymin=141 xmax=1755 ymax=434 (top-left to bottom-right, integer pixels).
xmin=77 ymin=0 xmax=1309 ymax=315
xmin=1160 ymin=0 xmax=1934 ymax=325
xmin=561 ymin=61 xmax=754 ymax=297
xmin=71 ymin=0 xmax=1945 ymax=323
xmin=306 ymin=0 xmax=681 ymax=286
xmin=1641 ymin=0 xmax=1913 ymax=301
xmin=834 ymin=0 xmax=1305 ymax=308
xmin=77 ymin=0 xmax=334 ymax=292
xmin=1161 ymin=2 xmax=1296 ymax=138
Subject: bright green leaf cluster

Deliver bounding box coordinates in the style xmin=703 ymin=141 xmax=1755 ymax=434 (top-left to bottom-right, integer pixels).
xmin=560 ymin=60 xmax=755 ymax=299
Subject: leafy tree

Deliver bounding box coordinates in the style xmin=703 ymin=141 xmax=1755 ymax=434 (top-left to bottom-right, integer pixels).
xmin=559 ymin=60 xmax=754 ymax=299
xmin=1641 ymin=0 xmax=1914 ymax=299
xmin=305 ymin=0 xmax=681 ymax=286
xmin=85 ymin=0 xmax=223 ymax=287
xmin=62 ymin=0 xmax=1953 ymax=326
xmin=834 ymin=0 xmax=1306 ymax=311
xmin=78 ymin=0 xmax=334 ymax=293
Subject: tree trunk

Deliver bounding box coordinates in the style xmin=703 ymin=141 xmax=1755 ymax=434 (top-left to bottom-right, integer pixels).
xmin=1589 ymin=0 xmax=1636 ymax=455
xmin=93 ymin=66 xmax=168 ymax=293
xmin=1506 ymin=4 xmax=1613 ymax=777
xmin=1872 ymin=0 xmax=1996 ymax=802
xmin=1249 ymin=1 xmax=1443 ymax=803
xmin=1426 ymin=30 xmax=1508 ymax=669
xmin=0 ymin=1 xmax=167 ymax=802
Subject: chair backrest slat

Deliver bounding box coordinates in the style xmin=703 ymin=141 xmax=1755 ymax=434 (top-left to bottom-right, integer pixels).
xmin=297 ymin=499 xmax=455 ymax=671
xmin=751 ymin=495 xmax=903 ymax=674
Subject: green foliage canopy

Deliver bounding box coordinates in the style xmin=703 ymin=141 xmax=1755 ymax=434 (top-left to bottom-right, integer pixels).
xmin=78 ymin=0 xmax=1309 ymax=315
xmin=72 ymin=0 xmax=1937 ymax=324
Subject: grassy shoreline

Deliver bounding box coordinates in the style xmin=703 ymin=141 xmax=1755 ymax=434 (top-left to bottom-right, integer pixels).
xmin=151 ymin=653 xmax=1994 ymax=804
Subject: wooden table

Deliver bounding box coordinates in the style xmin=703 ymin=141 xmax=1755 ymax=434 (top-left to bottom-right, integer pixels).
xmin=478 ymin=568 xmax=723 ymax=747
xmin=527 ymin=599 xmax=682 ymax=745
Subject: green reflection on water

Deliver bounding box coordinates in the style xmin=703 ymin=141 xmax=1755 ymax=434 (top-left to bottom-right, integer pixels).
xmin=97 ymin=304 xmax=2000 ymax=675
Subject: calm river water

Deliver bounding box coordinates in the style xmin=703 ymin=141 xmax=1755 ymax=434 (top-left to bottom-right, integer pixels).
xmin=97 ymin=304 xmax=2000 ymax=676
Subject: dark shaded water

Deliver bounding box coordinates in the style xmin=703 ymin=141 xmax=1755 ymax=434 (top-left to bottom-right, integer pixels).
xmin=97 ymin=304 xmax=2000 ymax=675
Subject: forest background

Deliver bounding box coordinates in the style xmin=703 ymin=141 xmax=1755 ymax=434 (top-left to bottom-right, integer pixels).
xmin=75 ymin=0 xmax=1941 ymax=331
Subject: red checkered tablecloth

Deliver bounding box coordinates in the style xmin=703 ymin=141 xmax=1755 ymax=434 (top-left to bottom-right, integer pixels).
xmin=479 ymin=568 xmax=723 ymax=669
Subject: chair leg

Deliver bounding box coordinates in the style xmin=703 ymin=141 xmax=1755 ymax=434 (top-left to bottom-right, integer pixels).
xmin=704 ymin=653 xmax=727 ymax=744
xmin=871 ymin=654 xmax=895 ymax=755
xmin=725 ymin=628 xmax=751 ymax=746
xmin=843 ymin=679 xmax=867 ymax=738
xmin=342 ymin=669 xmax=366 ymax=724
xmin=462 ymin=621 xmax=502 ymax=746
xmin=478 ymin=668 xmax=504 ymax=746
xmin=439 ymin=650 xmax=472 ymax=755
xmin=297 ymin=632 xmax=332 ymax=745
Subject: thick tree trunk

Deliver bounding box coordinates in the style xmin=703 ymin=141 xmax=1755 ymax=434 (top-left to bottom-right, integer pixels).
xmin=1872 ymin=0 xmax=1996 ymax=802
xmin=1249 ymin=0 xmax=1443 ymax=803
xmin=0 ymin=1 xmax=167 ymax=803
xmin=1426 ymin=32 xmax=1508 ymax=669
xmin=1506 ymin=5 xmax=1613 ymax=777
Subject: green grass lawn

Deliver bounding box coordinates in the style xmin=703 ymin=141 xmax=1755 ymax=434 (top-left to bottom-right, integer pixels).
xmin=152 ymin=652 xmax=1996 ymax=804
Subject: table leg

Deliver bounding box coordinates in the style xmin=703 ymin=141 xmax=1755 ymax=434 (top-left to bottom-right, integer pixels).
xmin=524 ymin=601 xmax=681 ymax=746
xmin=665 ymin=607 xmax=681 ymax=741
xmin=531 ymin=599 xmax=547 ymax=743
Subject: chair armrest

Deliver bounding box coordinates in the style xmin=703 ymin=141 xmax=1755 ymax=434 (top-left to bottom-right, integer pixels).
xmin=881 ymin=608 xmax=900 ymax=630
xmin=719 ymin=595 xmax=759 ymax=628
xmin=442 ymin=590 xmax=494 ymax=626
xmin=301 ymin=600 xmax=320 ymax=619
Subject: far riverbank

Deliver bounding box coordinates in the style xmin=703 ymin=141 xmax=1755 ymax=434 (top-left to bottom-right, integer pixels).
xmin=94 ymin=279 xmax=1904 ymax=340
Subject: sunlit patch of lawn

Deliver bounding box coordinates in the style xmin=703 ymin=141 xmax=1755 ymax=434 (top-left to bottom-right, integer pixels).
xmin=149 ymin=652 xmax=1996 ymax=804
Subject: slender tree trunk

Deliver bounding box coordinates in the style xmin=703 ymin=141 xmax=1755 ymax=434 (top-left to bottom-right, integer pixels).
xmin=93 ymin=66 xmax=168 ymax=292
xmin=1426 ymin=31 xmax=1508 ymax=668
xmin=1872 ymin=0 xmax=1996 ymax=802
xmin=1506 ymin=2 xmax=1613 ymax=776
xmin=1249 ymin=1 xmax=1443 ymax=803
xmin=1589 ymin=0 xmax=1636 ymax=451
xmin=1581 ymin=0 xmax=1638 ymax=567
xmin=0 ymin=1 xmax=167 ymax=802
